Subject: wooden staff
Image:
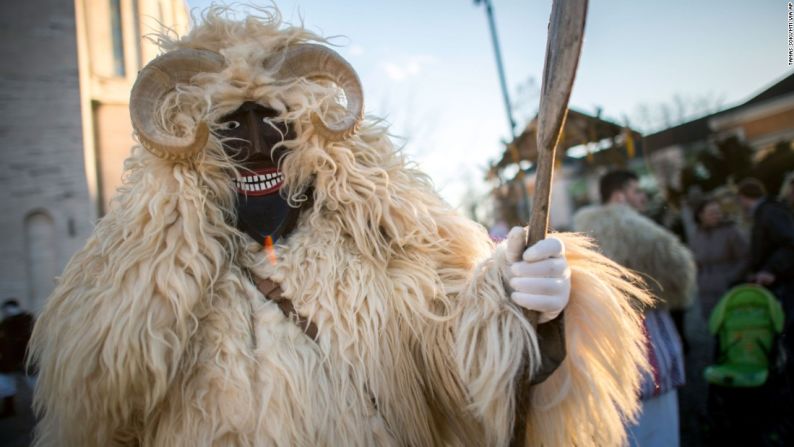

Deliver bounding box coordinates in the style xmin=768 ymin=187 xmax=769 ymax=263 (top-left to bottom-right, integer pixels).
xmin=527 ymin=0 xmax=588 ymax=258
xmin=511 ymin=1 xmax=588 ymax=445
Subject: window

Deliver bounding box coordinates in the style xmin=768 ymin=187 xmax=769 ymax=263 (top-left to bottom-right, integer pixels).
xmin=25 ymin=210 xmax=57 ymax=313
xmin=110 ymin=0 xmax=126 ymax=76
xmin=132 ymin=0 xmax=142 ymax=70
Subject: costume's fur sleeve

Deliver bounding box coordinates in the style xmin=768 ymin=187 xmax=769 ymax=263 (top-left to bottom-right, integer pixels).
xmin=573 ymin=204 xmax=697 ymax=310
xmin=28 ymin=150 xmax=246 ymax=445
xmin=523 ymin=234 xmax=651 ymax=446
xmin=441 ymin=232 xmax=650 ymax=446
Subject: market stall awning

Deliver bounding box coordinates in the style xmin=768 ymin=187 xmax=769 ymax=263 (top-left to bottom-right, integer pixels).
xmin=492 ymin=108 xmax=639 ymax=172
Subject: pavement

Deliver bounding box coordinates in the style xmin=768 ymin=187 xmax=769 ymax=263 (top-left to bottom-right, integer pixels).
xmin=679 ymin=304 xmax=713 ymax=446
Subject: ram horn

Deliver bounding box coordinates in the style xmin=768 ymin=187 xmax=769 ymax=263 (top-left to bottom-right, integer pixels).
xmin=273 ymin=44 xmax=364 ymax=141
xmin=129 ymin=48 xmax=226 ymax=160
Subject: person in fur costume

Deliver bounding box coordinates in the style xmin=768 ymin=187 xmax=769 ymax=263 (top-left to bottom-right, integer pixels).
xmin=30 ymin=7 xmax=652 ymax=446
xmin=574 ymin=170 xmax=696 ymax=447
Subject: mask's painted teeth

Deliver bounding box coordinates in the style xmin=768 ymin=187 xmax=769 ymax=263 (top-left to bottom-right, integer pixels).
xmin=234 ymin=171 xmax=284 ymax=195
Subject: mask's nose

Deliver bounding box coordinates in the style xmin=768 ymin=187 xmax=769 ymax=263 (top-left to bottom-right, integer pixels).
xmin=245 ymin=109 xmax=267 ymax=156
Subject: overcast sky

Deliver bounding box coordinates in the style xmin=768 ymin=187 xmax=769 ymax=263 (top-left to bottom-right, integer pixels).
xmin=186 ymin=0 xmax=793 ymax=209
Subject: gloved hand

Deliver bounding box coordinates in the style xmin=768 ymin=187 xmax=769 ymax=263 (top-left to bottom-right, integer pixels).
xmin=504 ymin=227 xmax=571 ymax=323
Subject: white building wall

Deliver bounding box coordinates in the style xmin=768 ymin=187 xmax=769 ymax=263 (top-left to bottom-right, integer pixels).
xmin=0 ymin=0 xmax=95 ymax=313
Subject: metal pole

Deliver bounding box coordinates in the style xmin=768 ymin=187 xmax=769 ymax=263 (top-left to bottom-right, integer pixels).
xmin=475 ymin=0 xmax=530 ymax=222
xmin=476 ymin=0 xmax=517 ymax=140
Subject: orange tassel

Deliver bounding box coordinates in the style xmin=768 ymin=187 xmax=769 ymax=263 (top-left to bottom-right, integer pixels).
xmin=264 ymin=235 xmax=278 ymax=265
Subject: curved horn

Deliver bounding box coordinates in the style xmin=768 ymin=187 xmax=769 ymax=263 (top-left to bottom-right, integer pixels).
xmin=273 ymin=44 xmax=364 ymax=141
xmin=129 ymin=48 xmax=225 ymax=160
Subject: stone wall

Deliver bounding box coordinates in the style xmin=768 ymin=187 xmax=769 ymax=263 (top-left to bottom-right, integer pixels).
xmin=0 ymin=0 xmax=95 ymax=313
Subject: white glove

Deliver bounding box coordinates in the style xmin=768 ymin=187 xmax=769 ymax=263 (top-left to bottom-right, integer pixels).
xmin=504 ymin=227 xmax=571 ymax=323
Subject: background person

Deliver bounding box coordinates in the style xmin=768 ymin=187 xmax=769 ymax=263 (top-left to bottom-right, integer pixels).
xmin=574 ymin=170 xmax=697 ymax=447
xmin=0 ymin=299 xmax=34 ymax=418
xmin=736 ymin=178 xmax=794 ymax=303
xmin=779 ymin=172 xmax=794 ymax=213
xmin=689 ymin=198 xmax=749 ymax=319
xmin=743 ymin=176 xmax=794 ymax=433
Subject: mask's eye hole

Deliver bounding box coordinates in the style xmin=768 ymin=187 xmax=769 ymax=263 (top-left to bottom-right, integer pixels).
xmin=224 ymin=121 xmax=240 ymax=130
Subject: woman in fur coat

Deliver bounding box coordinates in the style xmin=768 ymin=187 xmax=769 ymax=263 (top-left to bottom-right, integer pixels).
xmin=30 ymin=7 xmax=651 ymax=446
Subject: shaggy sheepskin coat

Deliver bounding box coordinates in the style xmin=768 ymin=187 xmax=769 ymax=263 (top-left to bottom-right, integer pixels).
xmin=30 ymin=9 xmax=650 ymax=447
xmin=573 ymin=203 xmax=697 ymax=310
